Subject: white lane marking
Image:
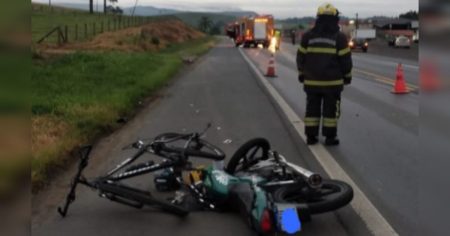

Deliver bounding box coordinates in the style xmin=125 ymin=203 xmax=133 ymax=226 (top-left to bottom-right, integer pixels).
xmin=238 ymin=48 xmax=398 ymax=236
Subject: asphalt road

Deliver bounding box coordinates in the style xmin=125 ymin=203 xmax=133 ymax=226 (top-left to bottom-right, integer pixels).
xmin=240 ymin=42 xmax=420 ymax=235
xmin=32 ymin=38 xmax=367 ymax=236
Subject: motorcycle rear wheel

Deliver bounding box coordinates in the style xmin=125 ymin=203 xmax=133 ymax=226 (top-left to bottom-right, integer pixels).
xmin=272 ymin=180 xmax=353 ymax=214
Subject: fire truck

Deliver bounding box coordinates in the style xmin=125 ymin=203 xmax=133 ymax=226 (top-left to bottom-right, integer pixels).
xmin=231 ymin=15 xmax=275 ymax=48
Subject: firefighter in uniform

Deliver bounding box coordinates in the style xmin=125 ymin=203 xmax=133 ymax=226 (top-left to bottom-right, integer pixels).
xmin=274 ymin=29 xmax=281 ymax=50
xmin=297 ymin=3 xmax=352 ymax=145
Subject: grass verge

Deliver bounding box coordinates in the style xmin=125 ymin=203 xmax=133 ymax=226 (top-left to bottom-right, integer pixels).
xmin=31 ymin=36 xmax=217 ymax=192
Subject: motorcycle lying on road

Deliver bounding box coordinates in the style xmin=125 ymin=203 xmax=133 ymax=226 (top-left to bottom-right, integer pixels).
xmin=58 ymin=126 xmax=353 ymax=235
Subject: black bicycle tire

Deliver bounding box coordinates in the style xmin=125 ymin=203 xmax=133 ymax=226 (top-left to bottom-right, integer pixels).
xmin=226 ymin=138 xmax=270 ymax=174
xmin=97 ymin=181 xmax=189 ymax=217
xmin=155 ymin=133 xmax=225 ymax=161
xmin=272 ymin=180 xmax=353 ymax=214
xmin=154 ymin=132 xmax=183 ymax=141
xmin=150 ymin=198 xmax=190 ymax=217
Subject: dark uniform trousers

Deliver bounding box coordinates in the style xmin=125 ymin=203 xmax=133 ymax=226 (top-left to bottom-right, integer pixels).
xmin=305 ymin=92 xmax=341 ymax=138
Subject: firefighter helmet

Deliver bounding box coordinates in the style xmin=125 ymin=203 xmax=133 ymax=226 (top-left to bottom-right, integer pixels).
xmin=317 ymin=3 xmax=339 ymax=16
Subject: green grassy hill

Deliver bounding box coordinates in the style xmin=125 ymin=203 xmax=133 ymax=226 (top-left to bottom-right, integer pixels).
xmin=173 ymin=12 xmax=238 ymax=34
xmin=174 ymin=12 xmax=237 ymax=26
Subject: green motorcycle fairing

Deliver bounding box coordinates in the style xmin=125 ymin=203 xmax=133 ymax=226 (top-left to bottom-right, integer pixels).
xmin=202 ymin=167 xmax=270 ymax=227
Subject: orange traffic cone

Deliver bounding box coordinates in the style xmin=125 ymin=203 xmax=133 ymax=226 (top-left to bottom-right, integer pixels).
xmin=392 ymin=63 xmax=409 ymax=94
xmin=420 ymin=60 xmax=441 ymax=92
xmin=266 ymin=53 xmax=276 ymax=77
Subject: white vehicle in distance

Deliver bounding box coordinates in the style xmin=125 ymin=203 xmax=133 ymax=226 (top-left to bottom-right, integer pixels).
xmin=394 ymin=35 xmax=411 ymax=49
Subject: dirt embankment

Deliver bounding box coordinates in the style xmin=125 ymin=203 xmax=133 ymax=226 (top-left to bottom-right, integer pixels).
xmin=37 ymin=19 xmax=205 ymax=54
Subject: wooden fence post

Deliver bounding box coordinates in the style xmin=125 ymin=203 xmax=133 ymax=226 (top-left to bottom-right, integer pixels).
xmin=57 ymin=27 xmax=62 ymax=45
xmin=64 ymin=25 xmax=68 ymax=43
xmin=84 ymin=23 xmax=88 ymax=39
xmin=75 ymin=24 xmax=78 ymax=41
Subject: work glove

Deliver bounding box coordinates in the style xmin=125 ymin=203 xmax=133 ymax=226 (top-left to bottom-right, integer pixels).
xmin=298 ymin=74 xmax=305 ymax=84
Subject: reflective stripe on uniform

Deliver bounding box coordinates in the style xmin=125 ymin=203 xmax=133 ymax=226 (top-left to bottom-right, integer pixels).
xmin=308 ymin=38 xmax=336 ymax=46
xmin=344 ymin=72 xmax=352 ymax=78
xmin=298 ymin=46 xmax=307 ymax=54
xmin=304 ymin=79 xmax=344 ymax=86
xmin=323 ymin=123 xmax=337 ymax=127
xmin=306 ymin=47 xmax=336 ymax=54
xmin=304 ymin=117 xmax=320 ymax=126
xmin=338 ymin=47 xmax=351 ymax=56
xmin=323 ymin=118 xmax=338 ymax=127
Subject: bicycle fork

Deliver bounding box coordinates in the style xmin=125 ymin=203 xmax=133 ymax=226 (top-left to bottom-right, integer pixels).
xmin=57 ymin=146 xmax=93 ymax=217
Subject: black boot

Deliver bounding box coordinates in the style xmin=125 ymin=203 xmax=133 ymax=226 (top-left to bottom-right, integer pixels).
xmin=307 ymin=136 xmax=318 ymax=145
xmin=325 ymin=137 xmax=340 ymax=146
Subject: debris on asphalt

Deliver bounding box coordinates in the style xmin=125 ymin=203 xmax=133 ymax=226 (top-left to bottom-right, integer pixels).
xmin=223 ymin=139 xmax=232 ymax=144
xmin=182 ymin=55 xmax=197 ymax=64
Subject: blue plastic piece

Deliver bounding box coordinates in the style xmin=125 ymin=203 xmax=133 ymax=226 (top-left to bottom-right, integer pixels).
xmin=280 ymin=208 xmax=301 ymax=234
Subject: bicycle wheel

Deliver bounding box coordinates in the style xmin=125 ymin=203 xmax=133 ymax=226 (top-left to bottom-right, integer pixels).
xmin=272 ymin=180 xmax=353 ymax=214
xmin=154 ymin=132 xmax=183 ymax=142
xmin=226 ymin=138 xmax=270 ymax=174
xmin=96 ymin=181 xmax=189 ymax=217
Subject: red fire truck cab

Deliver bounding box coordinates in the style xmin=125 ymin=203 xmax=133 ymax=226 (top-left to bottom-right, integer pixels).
xmin=233 ymin=15 xmax=275 ymax=48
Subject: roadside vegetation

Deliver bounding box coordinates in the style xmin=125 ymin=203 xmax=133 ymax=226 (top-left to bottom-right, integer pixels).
xmin=31 ymin=4 xmax=217 ymax=191
xmin=32 ymin=3 xmax=163 ymax=44
xmin=32 ymin=36 xmax=216 ymax=191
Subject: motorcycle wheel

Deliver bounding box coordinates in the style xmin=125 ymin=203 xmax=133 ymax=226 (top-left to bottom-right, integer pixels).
xmin=272 ymin=180 xmax=353 ymax=214
xmin=226 ymin=138 xmax=270 ymax=174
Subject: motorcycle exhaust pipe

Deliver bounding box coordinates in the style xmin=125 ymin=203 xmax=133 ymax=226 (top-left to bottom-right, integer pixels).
xmin=286 ymin=162 xmax=322 ymax=188
xmin=276 ymin=154 xmax=322 ymax=188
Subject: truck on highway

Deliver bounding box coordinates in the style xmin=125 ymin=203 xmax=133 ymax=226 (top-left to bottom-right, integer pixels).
xmin=225 ymin=22 xmax=239 ymax=39
xmin=233 ymin=15 xmax=275 ymax=48
xmin=351 ymin=28 xmax=376 ymax=40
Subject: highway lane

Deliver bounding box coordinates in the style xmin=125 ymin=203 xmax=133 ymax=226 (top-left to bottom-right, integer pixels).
xmin=418 ymin=43 xmax=450 ymax=236
xmin=241 ymin=43 xmax=419 ymax=235
xmin=32 ymin=37 xmax=365 ymax=236
xmin=419 ymin=92 xmax=450 ymax=235
xmin=280 ymin=42 xmax=419 ymax=91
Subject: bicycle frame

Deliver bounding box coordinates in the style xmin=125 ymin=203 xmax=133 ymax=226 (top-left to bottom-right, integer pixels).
xmin=58 ymin=129 xmax=226 ymax=218
xmin=58 ymin=142 xmax=188 ymax=217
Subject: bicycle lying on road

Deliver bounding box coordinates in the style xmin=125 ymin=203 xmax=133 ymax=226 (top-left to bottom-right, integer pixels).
xmin=58 ymin=125 xmax=353 ymax=235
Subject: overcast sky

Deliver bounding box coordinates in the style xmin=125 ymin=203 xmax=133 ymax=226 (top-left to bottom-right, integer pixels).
xmin=34 ymin=0 xmax=419 ymax=18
